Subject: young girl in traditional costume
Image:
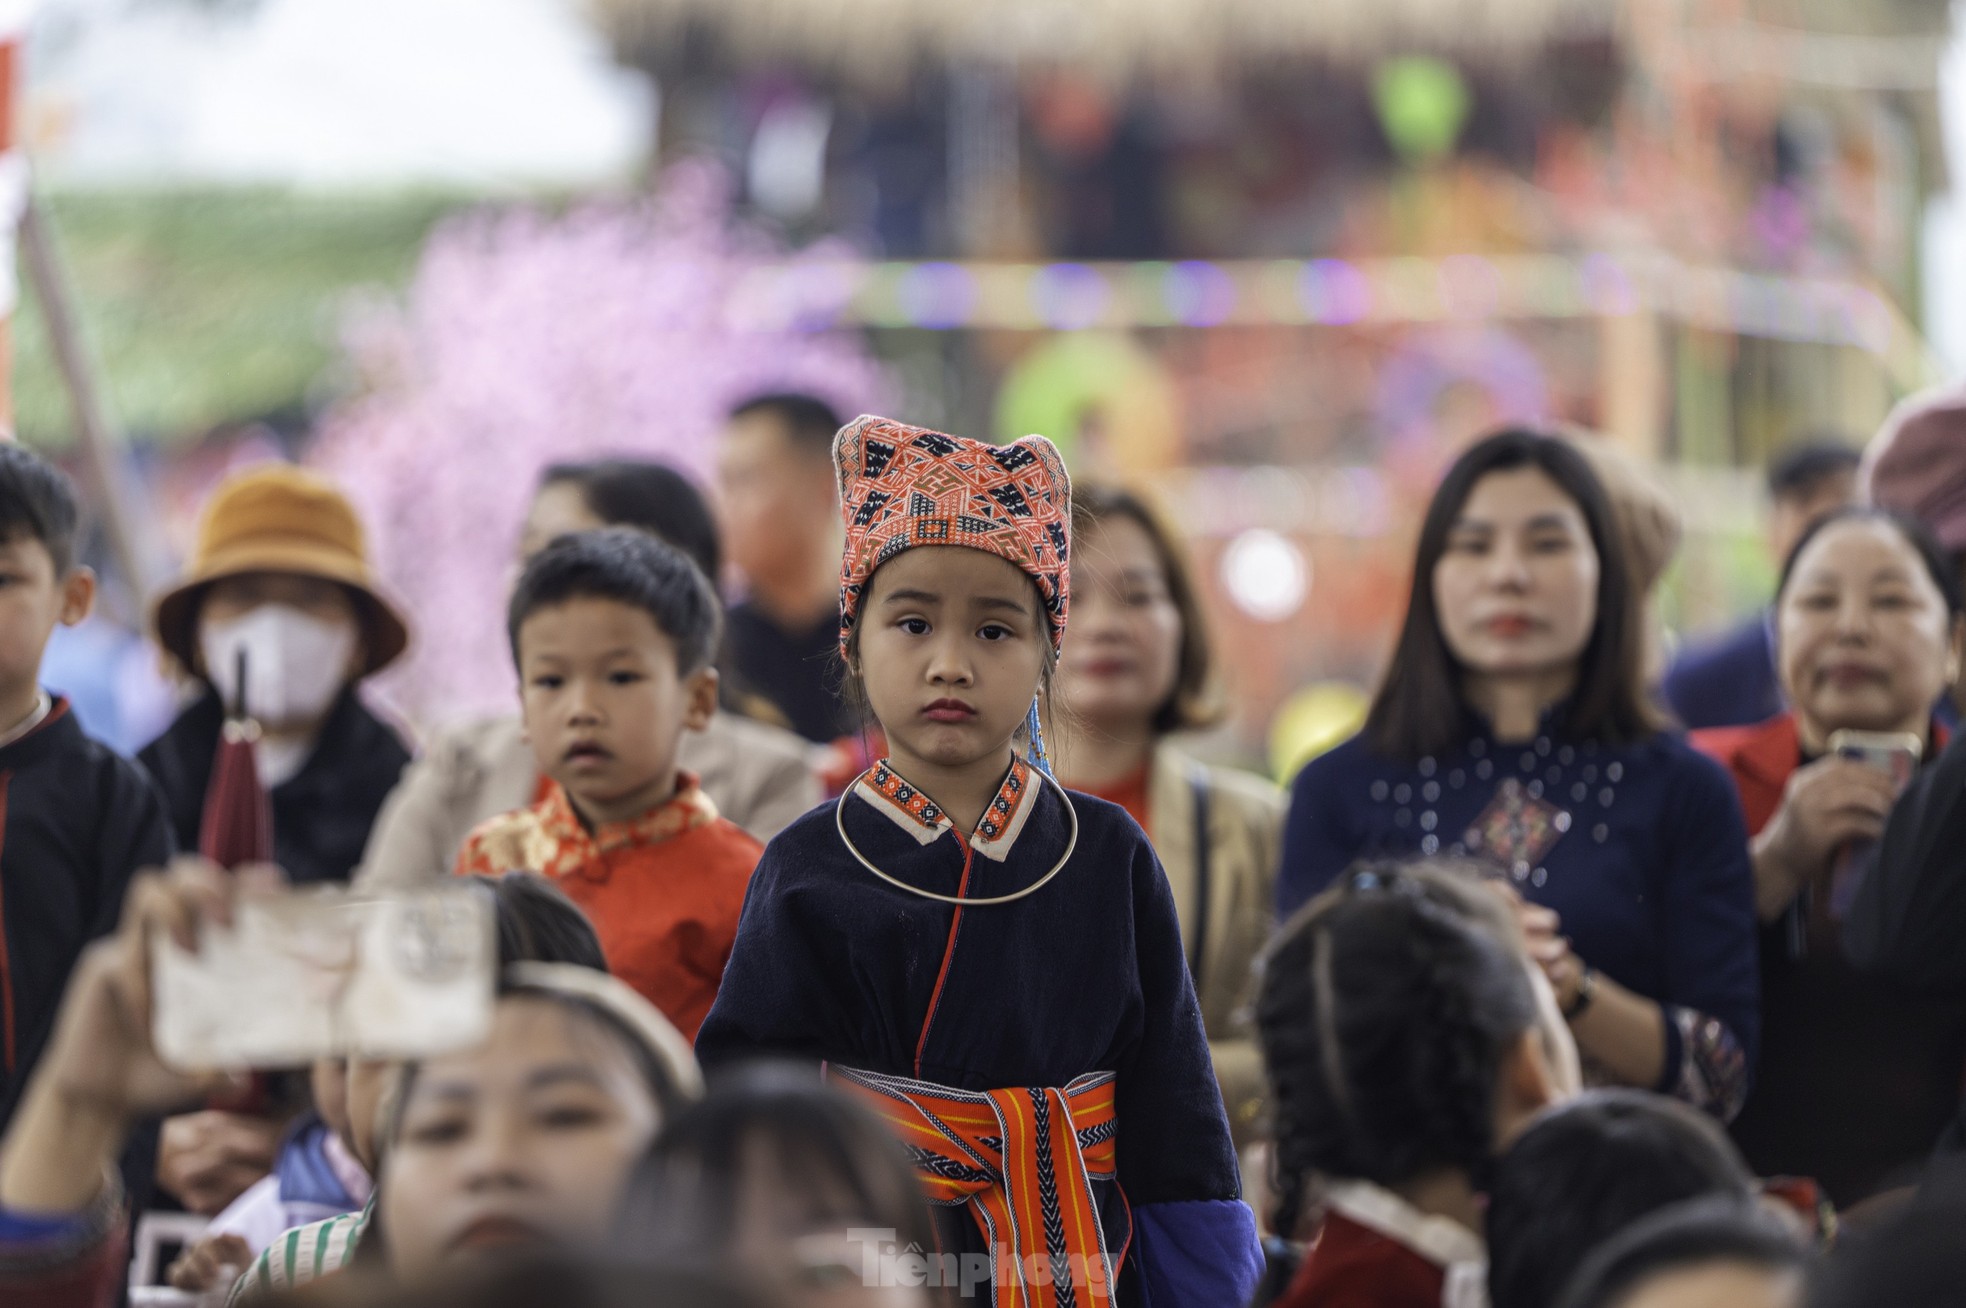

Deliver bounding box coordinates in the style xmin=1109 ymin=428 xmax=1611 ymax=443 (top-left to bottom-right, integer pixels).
xmin=696 ymin=416 xmax=1261 ymax=1305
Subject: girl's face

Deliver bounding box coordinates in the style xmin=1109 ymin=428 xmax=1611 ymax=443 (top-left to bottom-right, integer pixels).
xmin=1059 ymin=516 xmax=1183 ymax=735
xmin=1777 ymin=517 xmax=1961 ymax=745
xmin=856 ymin=547 xmax=1048 ymax=779
xmin=378 ymin=997 xmax=664 ymax=1284
xmin=1432 ymin=468 xmax=1601 ymax=684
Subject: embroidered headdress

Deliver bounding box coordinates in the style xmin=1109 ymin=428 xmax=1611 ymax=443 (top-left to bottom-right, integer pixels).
xmin=834 ymin=414 xmax=1072 ymax=658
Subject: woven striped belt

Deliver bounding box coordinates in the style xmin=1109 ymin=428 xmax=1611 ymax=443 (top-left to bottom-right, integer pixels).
xmin=833 ymin=1065 xmax=1125 ymax=1308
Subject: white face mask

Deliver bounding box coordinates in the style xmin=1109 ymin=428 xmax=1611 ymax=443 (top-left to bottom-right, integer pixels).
xmin=200 ymin=604 xmax=358 ymax=729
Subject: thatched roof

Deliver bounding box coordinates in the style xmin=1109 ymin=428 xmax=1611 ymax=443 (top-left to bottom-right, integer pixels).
xmin=592 ymin=0 xmax=1621 ymax=80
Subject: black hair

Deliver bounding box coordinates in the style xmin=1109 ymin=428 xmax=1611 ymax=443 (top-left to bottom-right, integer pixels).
xmin=0 ymin=442 xmax=81 ymax=575
xmin=1775 ymin=506 xmax=1966 ymax=618
xmin=537 ymin=460 xmax=722 ymax=584
xmin=1486 ymin=1089 xmax=1757 ymax=1308
xmin=508 ymin=527 xmax=722 ymax=675
xmin=727 ymin=392 xmax=843 ymax=458
xmin=466 ymin=872 xmax=609 ymax=972
xmin=1364 ymin=428 xmax=1657 ymax=761
xmin=1553 ymin=1195 xmax=1808 ymax=1308
xmin=1767 ymin=438 xmax=1861 ymax=503
xmin=621 ymin=1061 xmax=941 ymax=1298
xmin=1254 ymin=859 xmax=1541 ymax=1297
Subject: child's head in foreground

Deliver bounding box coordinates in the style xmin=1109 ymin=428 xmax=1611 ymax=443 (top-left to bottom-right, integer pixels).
xmin=1255 ymin=860 xmax=1579 ymax=1245
xmin=508 ymin=528 xmax=721 ymax=827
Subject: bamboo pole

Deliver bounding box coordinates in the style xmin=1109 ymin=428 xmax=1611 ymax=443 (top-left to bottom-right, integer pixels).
xmin=19 ymin=192 xmax=152 ymax=607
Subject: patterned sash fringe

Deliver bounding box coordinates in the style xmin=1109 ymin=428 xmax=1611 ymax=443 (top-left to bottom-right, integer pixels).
xmin=834 ymin=1065 xmax=1125 ymax=1308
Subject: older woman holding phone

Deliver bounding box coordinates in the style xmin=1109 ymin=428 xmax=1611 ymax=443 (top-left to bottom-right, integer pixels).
xmin=1692 ymin=507 xmax=1966 ymax=1205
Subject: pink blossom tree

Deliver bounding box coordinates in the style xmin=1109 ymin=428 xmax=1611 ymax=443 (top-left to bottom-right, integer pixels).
xmin=311 ymin=161 xmax=888 ymax=728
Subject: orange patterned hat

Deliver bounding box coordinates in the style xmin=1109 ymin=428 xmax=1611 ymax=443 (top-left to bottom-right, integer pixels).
xmin=834 ymin=414 xmax=1072 ymax=658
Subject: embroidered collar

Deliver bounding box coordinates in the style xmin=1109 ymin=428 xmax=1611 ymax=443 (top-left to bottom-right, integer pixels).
xmin=852 ymin=756 xmax=1041 ymax=862
xmin=538 ymin=772 xmax=720 ymax=873
xmin=1322 ymin=1180 xmax=1486 ymax=1282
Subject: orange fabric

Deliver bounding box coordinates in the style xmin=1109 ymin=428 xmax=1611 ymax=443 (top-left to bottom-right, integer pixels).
xmin=455 ymin=774 xmax=762 ymax=1040
xmin=1076 ymin=766 xmax=1151 ymax=837
xmin=834 ymin=1066 xmax=1124 ymax=1308
xmin=1692 ymin=713 xmax=1951 ymax=836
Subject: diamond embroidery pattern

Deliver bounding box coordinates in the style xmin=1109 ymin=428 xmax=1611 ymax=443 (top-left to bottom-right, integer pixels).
xmin=1462 ymin=778 xmax=1570 ymax=872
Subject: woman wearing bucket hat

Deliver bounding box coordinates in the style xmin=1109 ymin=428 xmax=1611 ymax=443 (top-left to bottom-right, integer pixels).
xmin=139 ymin=465 xmax=413 ymax=887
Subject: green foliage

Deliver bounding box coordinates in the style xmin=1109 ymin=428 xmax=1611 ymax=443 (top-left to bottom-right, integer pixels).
xmin=13 ymin=187 xmax=469 ymax=445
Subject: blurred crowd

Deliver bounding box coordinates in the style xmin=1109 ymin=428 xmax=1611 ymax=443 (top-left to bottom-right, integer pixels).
xmin=1 ymin=383 xmax=1966 ymax=1308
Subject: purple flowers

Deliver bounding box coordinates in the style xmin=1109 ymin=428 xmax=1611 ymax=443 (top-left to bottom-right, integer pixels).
xmin=312 ymin=160 xmax=887 ymax=726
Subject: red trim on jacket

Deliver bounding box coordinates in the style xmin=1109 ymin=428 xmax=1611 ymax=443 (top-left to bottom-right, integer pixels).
xmin=914 ymin=836 xmax=974 ymax=1078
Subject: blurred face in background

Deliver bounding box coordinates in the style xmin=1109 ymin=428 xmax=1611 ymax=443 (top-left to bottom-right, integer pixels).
xmin=1059 ymin=513 xmax=1182 ymax=737
xmin=716 ymin=411 xmax=836 ymax=599
xmin=1777 ymin=517 xmax=1961 ymax=748
xmin=519 ymin=482 xmax=605 ymax=563
xmin=196 ymin=571 xmax=365 ymax=732
xmin=1433 ymin=468 xmax=1601 ymax=690
xmin=1768 ymin=470 xmax=1859 ymax=572
xmin=0 ymin=531 xmax=91 ymax=704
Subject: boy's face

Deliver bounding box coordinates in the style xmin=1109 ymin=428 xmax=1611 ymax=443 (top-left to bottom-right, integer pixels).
xmin=0 ymin=532 xmax=93 ymax=699
xmin=518 ymin=596 xmax=718 ymax=827
xmin=856 ymin=547 xmax=1048 ymax=779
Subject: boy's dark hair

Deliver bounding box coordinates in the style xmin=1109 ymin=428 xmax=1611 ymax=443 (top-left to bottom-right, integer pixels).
xmin=727 ymin=391 xmax=843 ymax=458
xmin=1254 ymin=859 xmax=1539 ymax=1296
xmin=1554 ymin=1195 xmax=1808 ymax=1308
xmin=1486 ymin=1089 xmax=1756 ymax=1308
xmin=1768 ymin=437 xmax=1860 ymax=503
xmin=622 ymin=1061 xmax=940 ymax=1295
xmin=1364 ymin=428 xmax=1657 ymax=761
xmin=508 ymin=527 xmax=722 ymax=675
xmin=0 ymin=443 xmax=81 ymax=575
xmin=1776 ymin=506 xmax=1965 ymax=618
xmin=537 ymin=460 xmax=722 ymax=583
xmin=467 ymin=871 xmax=609 ymax=972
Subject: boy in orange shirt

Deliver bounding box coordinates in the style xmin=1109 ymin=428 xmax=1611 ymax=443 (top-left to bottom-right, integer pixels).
xmin=456 ymin=528 xmax=763 ymax=1039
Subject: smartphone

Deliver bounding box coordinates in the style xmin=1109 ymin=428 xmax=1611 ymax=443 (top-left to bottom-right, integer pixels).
xmin=1826 ymin=729 xmax=1923 ymax=790
xmin=152 ymin=884 xmax=495 ymax=1070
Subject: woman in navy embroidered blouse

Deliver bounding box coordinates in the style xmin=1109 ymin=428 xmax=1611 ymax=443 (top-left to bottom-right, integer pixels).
xmin=1278 ymin=430 xmax=1760 ymax=1120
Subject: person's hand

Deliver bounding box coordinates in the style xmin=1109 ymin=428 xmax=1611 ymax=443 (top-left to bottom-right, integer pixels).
xmin=1758 ymin=757 xmax=1901 ymax=885
xmin=1517 ymin=904 xmax=1586 ymax=1012
xmin=0 ymin=857 xmax=282 ymax=1215
xmin=155 ymin=1110 xmax=281 ymax=1215
xmin=40 ymin=858 xmax=281 ymax=1122
xmin=167 ymin=1232 xmax=254 ymax=1292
